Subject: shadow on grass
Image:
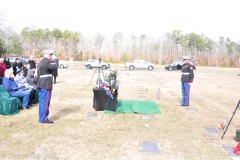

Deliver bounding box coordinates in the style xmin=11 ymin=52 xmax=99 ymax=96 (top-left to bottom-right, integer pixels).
xmin=54 ymin=81 xmax=64 ymax=84
xmin=50 ymin=107 xmax=79 ymax=121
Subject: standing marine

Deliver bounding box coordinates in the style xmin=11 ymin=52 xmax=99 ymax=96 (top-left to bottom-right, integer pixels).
xmin=37 ymin=50 xmax=58 ymax=123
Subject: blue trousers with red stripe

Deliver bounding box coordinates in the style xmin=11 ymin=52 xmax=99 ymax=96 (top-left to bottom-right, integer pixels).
xmin=181 ymin=82 xmax=190 ymax=106
xmin=38 ymin=88 xmax=52 ymax=123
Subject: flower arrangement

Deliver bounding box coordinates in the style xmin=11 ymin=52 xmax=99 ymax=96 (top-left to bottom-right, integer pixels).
xmin=105 ymin=68 xmax=118 ymax=93
xmin=96 ymin=68 xmax=118 ymax=99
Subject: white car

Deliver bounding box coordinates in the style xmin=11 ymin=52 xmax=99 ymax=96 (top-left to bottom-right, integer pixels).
xmin=59 ymin=61 xmax=68 ymax=68
xmin=125 ymin=59 xmax=155 ymax=71
xmin=85 ymin=59 xmax=110 ymax=69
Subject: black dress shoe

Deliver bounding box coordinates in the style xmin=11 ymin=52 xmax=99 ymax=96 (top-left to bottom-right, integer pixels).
xmin=31 ymin=101 xmax=38 ymax=104
xmin=179 ymin=104 xmax=186 ymax=106
xmin=47 ymin=120 xmax=54 ymax=123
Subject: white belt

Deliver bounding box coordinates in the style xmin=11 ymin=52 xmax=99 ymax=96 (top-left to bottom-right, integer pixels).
xmin=182 ymin=73 xmax=190 ymax=75
xmin=40 ymin=74 xmax=52 ymax=78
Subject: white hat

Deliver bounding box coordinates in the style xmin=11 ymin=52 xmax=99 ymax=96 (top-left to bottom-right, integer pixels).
xmin=182 ymin=56 xmax=190 ymax=60
xmin=52 ymin=55 xmax=57 ymax=59
xmin=43 ymin=50 xmax=54 ymax=55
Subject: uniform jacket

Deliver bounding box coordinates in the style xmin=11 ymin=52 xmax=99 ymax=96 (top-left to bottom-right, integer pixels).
xmin=37 ymin=58 xmax=58 ymax=89
xmin=26 ymin=69 xmax=37 ymax=88
xmin=180 ymin=63 xmax=194 ymax=82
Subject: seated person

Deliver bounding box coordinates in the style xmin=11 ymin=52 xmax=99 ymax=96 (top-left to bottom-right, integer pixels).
xmin=2 ymin=69 xmax=30 ymax=110
xmin=26 ymin=69 xmax=38 ymax=88
xmin=14 ymin=70 xmax=36 ymax=105
xmin=23 ymin=63 xmax=30 ymax=77
xmin=26 ymin=69 xmax=38 ymax=104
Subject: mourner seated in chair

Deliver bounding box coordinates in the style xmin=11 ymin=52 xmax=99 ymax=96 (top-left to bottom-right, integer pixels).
xmin=2 ymin=69 xmax=30 ymax=110
xmin=14 ymin=70 xmax=36 ymax=106
xmin=26 ymin=69 xmax=39 ymax=104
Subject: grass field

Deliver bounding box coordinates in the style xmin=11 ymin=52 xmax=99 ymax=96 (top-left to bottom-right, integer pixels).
xmin=1 ymin=63 xmax=240 ymax=160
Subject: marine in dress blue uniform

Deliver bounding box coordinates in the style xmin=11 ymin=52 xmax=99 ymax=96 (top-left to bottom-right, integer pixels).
xmin=37 ymin=50 xmax=58 ymax=123
xmin=180 ymin=56 xmax=194 ymax=107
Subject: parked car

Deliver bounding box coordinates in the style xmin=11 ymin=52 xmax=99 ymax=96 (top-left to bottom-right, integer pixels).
xmin=165 ymin=59 xmax=198 ymax=71
xmin=9 ymin=56 xmax=21 ymax=66
xmin=59 ymin=61 xmax=68 ymax=68
xmin=125 ymin=59 xmax=155 ymax=71
xmin=85 ymin=59 xmax=110 ymax=69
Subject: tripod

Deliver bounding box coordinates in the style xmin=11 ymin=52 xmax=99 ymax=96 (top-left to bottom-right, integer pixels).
xmin=89 ymin=66 xmax=104 ymax=85
xmin=221 ymin=100 xmax=240 ymax=139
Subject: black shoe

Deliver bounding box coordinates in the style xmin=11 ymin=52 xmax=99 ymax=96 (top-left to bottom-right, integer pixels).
xmin=179 ymin=104 xmax=186 ymax=106
xmin=47 ymin=120 xmax=54 ymax=123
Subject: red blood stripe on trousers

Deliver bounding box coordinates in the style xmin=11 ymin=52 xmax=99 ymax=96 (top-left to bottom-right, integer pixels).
xmin=44 ymin=89 xmax=50 ymax=122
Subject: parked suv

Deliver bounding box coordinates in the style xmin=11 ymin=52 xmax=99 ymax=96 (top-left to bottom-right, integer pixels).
xmin=85 ymin=59 xmax=110 ymax=69
xmin=165 ymin=59 xmax=198 ymax=71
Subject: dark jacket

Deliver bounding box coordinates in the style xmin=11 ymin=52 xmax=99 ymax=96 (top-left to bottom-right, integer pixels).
xmin=26 ymin=69 xmax=37 ymax=88
xmin=37 ymin=58 xmax=58 ymax=89
xmin=23 ymin=67 xmax=28 ymax=77
xmin=52 ymin=59 xmax=59 ymax=77
xmin=4 ymin=59 xmax=11 ymax=69
xmin=28 ymin=59 xmax=36 ymax=69
xmin=12 ymin=62 xmax=23 ymax=76
xmin=180 ymin=63 xmax=194 ymax=82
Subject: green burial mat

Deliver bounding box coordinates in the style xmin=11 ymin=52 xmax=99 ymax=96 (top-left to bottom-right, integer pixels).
xmin=104 ymin=100 xmax=161 ymax=114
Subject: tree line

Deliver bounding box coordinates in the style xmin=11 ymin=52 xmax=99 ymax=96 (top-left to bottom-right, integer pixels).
xmin=1 ymin=24 xmax=240 ymax=67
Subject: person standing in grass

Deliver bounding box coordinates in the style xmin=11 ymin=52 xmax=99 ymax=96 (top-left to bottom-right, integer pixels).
xmin=28 ymin=55 xmax=36 ymax=70
xmin=0 ymin=58 xmax=6 ymax=85
xmin=37 ymin=50 xmax=58 ymax=124
xmin=180 ymin=56 xmax=194 ymax=107
xmin=51 ymin=55 xmax=59 ymax=84
xmin=3 ymin=57 xmax=11 ymax=69
xmin=13 ymin=58 xmax=23 ymax=77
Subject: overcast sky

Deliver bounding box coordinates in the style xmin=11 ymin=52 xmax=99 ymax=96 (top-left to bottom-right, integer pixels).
xmin=0 ymin=0 xmax=239 ymax=42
